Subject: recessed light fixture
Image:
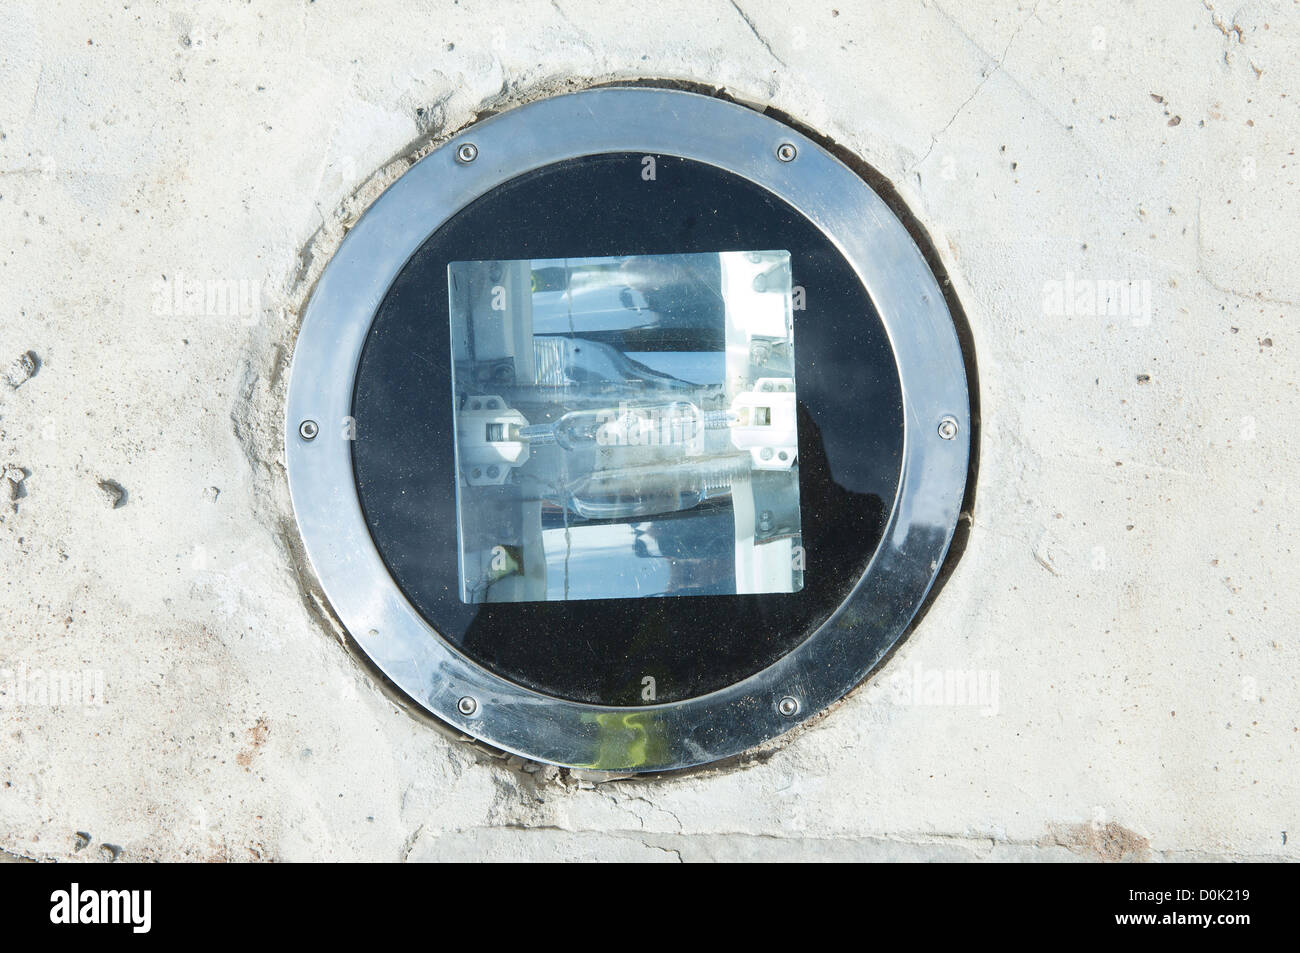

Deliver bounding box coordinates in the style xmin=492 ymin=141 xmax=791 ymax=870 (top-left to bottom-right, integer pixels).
xmin=285 ymin=87 xmax=971 ymax=772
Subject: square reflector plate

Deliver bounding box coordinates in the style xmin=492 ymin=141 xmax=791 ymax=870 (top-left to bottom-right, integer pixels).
xmin=447 ymin=250 xmax=803 ymax=603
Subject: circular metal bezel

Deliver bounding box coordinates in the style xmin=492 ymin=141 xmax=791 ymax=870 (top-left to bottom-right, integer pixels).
xmin=285 ymin=87 xmax=971 ymax=772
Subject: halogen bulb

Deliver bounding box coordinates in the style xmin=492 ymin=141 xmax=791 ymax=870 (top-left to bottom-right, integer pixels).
xmin=517 ymin=401 xmax=748 ymax=519
xmin=525 ymin=401 xmax=724 ymax=452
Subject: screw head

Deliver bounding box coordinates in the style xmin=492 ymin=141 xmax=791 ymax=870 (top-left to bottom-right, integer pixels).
xmin=937 ymin=416 xmax=959 ymax=440
xmin=299 ymin=419 xmax=319 ymax=440
xmin=776 ymin=142 xmax=797 ymax=162
xmin=457 ymin=696 xmax=478 ymax=716
xmin=778 ymin=695 xmax=800 ymax=717
xmin=456 ymin=142 xmax=478 ymax=164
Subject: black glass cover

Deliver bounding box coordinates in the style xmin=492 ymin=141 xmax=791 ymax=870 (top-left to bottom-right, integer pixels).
xmin=352 ymin=154 xmax=903 ymax=705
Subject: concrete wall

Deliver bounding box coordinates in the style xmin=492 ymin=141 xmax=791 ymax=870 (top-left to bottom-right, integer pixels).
xmin=1 ymin=0 xmax=1295 ymax=861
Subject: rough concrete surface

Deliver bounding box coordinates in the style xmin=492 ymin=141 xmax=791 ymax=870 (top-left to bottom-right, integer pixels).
xmin=1 ymin=0 xmax=1297 ymax=862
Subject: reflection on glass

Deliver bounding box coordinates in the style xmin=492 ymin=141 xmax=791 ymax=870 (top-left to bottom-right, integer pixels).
xmin=449 ymin=251 xmax=802 ymax=603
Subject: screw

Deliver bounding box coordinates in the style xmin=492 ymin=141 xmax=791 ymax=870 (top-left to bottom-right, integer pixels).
xmin=778 ymin=695 xmax=800 ymax=717
xmin=776 ymin=142 xmax=797 ymax=162
xmin=457 ymin=696 xmax=477 ymax=716
xmin=299 ymin=420 xmax=319 ymax=440
xmin=456 ymin=142 xmax=478 ymax=164
xmin=937 ymin=416 xmax=959 ymax=440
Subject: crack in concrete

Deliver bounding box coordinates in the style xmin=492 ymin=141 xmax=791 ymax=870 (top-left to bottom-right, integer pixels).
xmin=728 ymin=0 xmax=787 ymax=68
xmin=645 ymin=841 xmax=685 ymax=862
xmin=598 ymin=790 xmax=686 ymax=833
xmin=418 ymin=826 xmax=1292 ymax=862
xmin=912 ymin=0 xmax=1043 ymax=172
xmin=401 ymin=824 xmax=425 ymax=862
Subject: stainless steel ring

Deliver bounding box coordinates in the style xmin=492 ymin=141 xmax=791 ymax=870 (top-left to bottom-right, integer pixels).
xmin=285 ymin=87 xmax=971 ymax=772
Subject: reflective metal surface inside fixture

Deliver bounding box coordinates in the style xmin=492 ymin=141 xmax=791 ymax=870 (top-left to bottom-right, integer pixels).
xmin=285 ymin=87 xmax=972 ymax=772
